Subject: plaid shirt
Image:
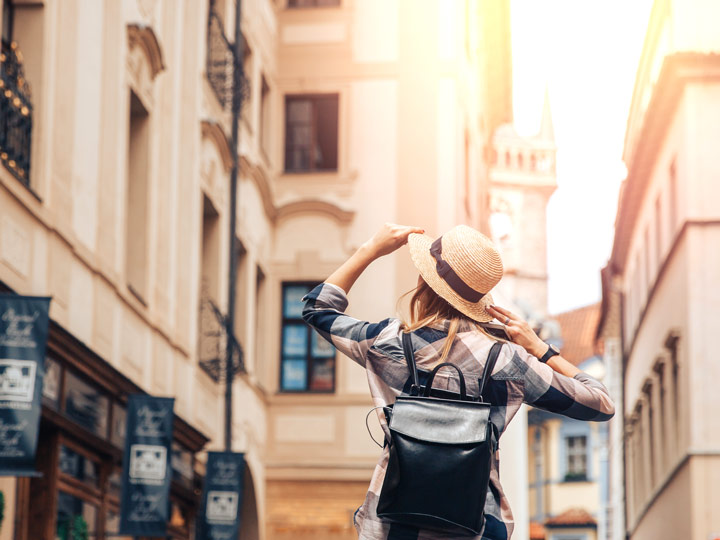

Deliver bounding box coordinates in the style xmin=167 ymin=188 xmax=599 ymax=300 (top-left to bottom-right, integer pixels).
xmin=302 ymin=283 xmax=615 ymax=540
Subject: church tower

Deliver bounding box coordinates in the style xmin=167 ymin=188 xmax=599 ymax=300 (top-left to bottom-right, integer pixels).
xmin=489 ymin=89 xmax=557 ymax=319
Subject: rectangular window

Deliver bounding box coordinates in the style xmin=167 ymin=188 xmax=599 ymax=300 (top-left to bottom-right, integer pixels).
xmin=644 ymin=384 xmax=655 ymax=488
xmin=200 ymin=194 xmax=220 ymax=303
xmin=564 ymin=435 xmax=587 ymax=481
xmin=280 ymin=283 xmax=336 ymax=392
xmin=58 ymin=444 xmax=99 ymax=487
xmin=42 ymin=356 xmax=62 ymax=408
xmin=284 ymin=94 xmax=339 ymax=172
xmin=63 ymin=371 xmax=110 ymax=438
xmin=126 ymin=90 xmax=150 ymax=301
xmin=241 ymin=36 xmax=253 ymax=127
xmin=288 ymin=0 xmax=341 ymax=7
xmin=56 ymin=492 xmax=98 ymax=540
xmin=255 ymin=266 xmax=266 ymax=377
xmin=260 ymin=75 xmax=271 ymax=158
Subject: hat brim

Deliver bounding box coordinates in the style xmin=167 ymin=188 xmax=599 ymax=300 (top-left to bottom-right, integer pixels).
xmin=407 ymin=232 xmax=495 ymax=323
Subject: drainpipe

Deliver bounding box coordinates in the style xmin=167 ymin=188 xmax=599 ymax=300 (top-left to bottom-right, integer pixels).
xmin=225 ymin=0 xmax=244 ymax=452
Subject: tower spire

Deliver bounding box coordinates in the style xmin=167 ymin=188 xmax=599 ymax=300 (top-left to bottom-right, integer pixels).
xmin=539 ymin=86 xmax=555 ymax=141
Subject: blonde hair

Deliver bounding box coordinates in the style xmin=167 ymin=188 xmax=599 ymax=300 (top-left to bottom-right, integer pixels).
xmin=402 ymin=276 xmax=501 ymax=365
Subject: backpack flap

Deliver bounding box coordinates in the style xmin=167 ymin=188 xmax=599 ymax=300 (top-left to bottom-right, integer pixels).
xmin=389 ymin=396 xmax=491 ymax=444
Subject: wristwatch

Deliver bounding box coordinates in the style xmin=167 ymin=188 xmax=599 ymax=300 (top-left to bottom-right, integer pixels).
xmin=539 ymin=344 xmax=560 ymax=364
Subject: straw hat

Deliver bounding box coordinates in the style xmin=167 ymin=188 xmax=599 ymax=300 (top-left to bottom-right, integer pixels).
xmin=407 ymin=225 xmax=503 ymax=323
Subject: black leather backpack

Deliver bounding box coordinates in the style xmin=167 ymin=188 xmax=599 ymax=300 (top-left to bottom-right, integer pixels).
xmin=375 ymin=332 xmax=502 ymax=535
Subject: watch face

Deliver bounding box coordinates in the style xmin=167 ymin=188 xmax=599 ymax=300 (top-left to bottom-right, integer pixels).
xmin=550 ymin=344 xmax=560 ymax=354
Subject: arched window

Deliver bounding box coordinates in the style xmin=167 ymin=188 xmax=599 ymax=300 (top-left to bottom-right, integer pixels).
xmin=530 ymin=153 xmax=537 ymax=170
xmin=517 ymin=153 xmax=524 ymax=169
xmin=504 ymin=151 xmax=511 ymax=167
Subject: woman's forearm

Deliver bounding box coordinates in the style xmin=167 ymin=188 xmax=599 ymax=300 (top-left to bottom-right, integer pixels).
xmin=526 ymin=342 xmax=581 ymax=378
xmin=324 ymin=224 xmax=425 ymax=294
xmin=324 ymin=243 xmax=378 ymax=294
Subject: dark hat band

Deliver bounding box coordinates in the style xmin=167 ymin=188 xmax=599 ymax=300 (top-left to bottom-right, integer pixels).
xmin=429 ymin=237 xmax=485 ymax=303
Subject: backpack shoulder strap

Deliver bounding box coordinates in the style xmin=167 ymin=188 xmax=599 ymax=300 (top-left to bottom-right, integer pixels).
xmin=479 ymin=342 xmax=503 ymax=401
xmin=401 ymin=331 xmax=420 ymax=395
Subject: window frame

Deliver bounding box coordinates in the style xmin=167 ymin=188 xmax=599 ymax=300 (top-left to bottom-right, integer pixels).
xmin=283 ymin=93 xmax=339 ymax=173
xmin=279 ymin=281 xmax=337 ymax=393
xmin=563 ymin=434 xmax=588 ymax=482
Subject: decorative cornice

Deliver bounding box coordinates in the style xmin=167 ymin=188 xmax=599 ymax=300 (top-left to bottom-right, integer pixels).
xmin=275 ymin=199 xmax=354 ymax=225
xmin=238 ymin=156 xmax=355 ymax=226
xmin=127 ymin=23 xmax=165 ymax=79
xmin=201 ymin=120 xmax=233 ymax=172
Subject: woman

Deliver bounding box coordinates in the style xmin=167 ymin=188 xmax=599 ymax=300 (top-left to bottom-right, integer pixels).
xmin=302 ymin=223 xmax=615 ymax=540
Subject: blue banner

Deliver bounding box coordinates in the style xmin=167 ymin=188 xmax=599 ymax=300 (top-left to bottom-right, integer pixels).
xmin=119 ymin=394 xmax=175 ymax=537
xmin=198 ymin=451 xmax=245 ymax=540
xmin=0 ymin=294 xmax=51 ymax=476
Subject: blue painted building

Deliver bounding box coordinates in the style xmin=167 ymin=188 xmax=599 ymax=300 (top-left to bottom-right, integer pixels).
xmin=528 ymin=303 xmax=609 ymax=540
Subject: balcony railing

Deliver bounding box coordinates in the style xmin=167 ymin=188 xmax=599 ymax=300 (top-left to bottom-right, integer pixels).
xmin=198 ymin=292 xmax=244 ymax=383
xmin=205 ymin=2 xmax=249 ymax=111
xmin=0 ymin=40 xmax=32 ymax=185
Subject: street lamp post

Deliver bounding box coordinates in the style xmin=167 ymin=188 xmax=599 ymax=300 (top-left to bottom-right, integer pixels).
xmin=225 ymin=0 xmax=244 ymax=452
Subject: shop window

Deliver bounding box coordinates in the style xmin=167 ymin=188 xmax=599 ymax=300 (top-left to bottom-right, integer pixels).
xmin=280 ymin=283 xmax=336 ymax=392
xmin=58 ymin=445 xmax=99 ymax=487
xmin=125 ymin=90 xmax=151 ymax=302
xmin=42 ymin=356 xmax=62 ymax=408
xmin=284 ymin=94 xmax=338 ymax=172
xmin=63 ymin=371 xmax=110 ymax=439
xmin=110 ymin=401 xmax=127 ymax=447
xmin=55 ymin=491 xmax=98 ymax=540
xmin=288 ymin=0 xmax=341 ymax=7
xmin=104 ymin=507 xmax=132 ymax=540
xmin=171 ymin=442 xmax=194 ymax=490
xmin=108 ymin=468 xmax=123 ymax=499
xmin=564 ymin=435 xmax=587 ymax=481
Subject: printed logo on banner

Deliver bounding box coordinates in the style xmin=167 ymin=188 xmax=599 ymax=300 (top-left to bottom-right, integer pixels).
xmin=129 ymin=444 xmax=167 ymax=483
xmin=0 ymin=307 xmax=40 ymax=349
xmin=206 ymin=491 xmax=239 ymax=523
xmin=135 ymin=405 xmax=169 ymax=437
xmin=0 ymin=360 xmax=36 ymax=402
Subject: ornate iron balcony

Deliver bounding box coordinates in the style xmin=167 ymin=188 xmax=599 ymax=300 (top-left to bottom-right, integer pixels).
xmin=0 ymin=40 xmax=32 ymax=185
xmin=198 ymin=292 xmax=244 ymax=383
xmin=205 ymin=4 xmax=249 ymax=111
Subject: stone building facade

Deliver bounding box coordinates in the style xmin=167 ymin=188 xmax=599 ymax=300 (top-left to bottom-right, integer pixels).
xmin=599 ymin=0 xmax=720 ymax=539
xmin=0 ymin=1 xmax=518 ymax=539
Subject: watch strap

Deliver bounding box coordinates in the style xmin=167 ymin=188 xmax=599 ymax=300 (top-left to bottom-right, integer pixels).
xmin=539 ymin=345 xmax=560 ymax=364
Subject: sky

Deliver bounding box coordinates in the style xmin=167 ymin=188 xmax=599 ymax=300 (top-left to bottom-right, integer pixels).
xmin=509 ymin=0 xmax=654 ymax=314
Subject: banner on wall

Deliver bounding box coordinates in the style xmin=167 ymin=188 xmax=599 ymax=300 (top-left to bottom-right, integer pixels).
xmin=198 ymin=451 xmax=245 ymax=540
xmin=119 ymin=394 xmax=175 ymax=537
xmin=0 ymin=294 xmax=51 ymax=476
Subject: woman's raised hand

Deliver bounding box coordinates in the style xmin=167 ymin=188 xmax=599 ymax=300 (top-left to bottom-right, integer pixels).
xmin=486 ymin=304 xmax=547 ymax=358
xmin=364 ymin=223 xmax=425 ymax=258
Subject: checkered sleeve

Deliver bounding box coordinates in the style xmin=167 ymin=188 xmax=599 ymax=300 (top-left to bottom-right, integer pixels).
xmin=519 ymin=348 xmax=616 ymax=422
xmin=302 ymin=283 xmax=395 ymax=369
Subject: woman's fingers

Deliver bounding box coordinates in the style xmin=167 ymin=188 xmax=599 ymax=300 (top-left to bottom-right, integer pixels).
xmin=488 ymin=304 xmax=519 ymax=321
